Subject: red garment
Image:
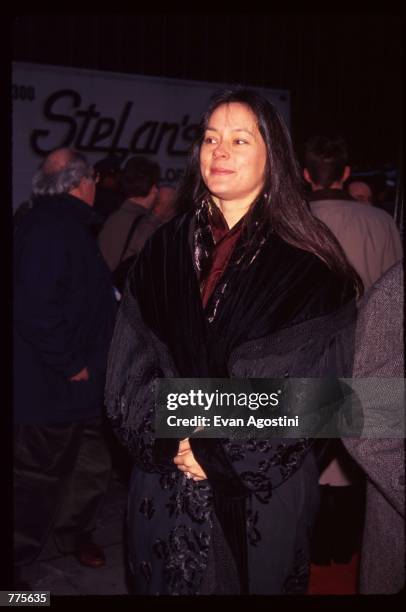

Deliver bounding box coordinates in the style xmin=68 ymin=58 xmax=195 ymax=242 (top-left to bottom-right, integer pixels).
xmin=200 ymin=205 xmax=243 ymax=308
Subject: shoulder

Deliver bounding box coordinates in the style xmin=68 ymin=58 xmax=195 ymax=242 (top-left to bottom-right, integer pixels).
xmin=102 ymin=202 xmax=136 ymax=224
xmin=310 ymin=199 xmax=357 ymax=223
xmin=271 ymin=232 xmax=334 ymax=276
xmin=363 ymin=206 xmax=401 ymax=237
xmin=354 ymin=261 xmax=403 ymax=376
xmin=139 ymin=211 xmax=161 ymax=230
xmin=311 ymin=198 xmax=398 ymax=229
xmin=358 ymin=261 xmax=403 ymax=320
xmin=16 ymin=197 xmax=73 ymax=239
xmin=268 ymin=233 xmax=355 ymax=308
xmin=129 ymin=211 xmax=194 ymax=287
xmin=142 ymin=210 xmax=193 ymax=251
xmin=14 ymin=201 xmax=86 ymax=267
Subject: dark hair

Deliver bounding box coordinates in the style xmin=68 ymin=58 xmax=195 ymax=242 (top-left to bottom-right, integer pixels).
xmin=94 ymin=155 xmax=122 ymax=178
xmin=304 ymin=135 xmax=349 ymax=188
xmin=176 ymin=88 xmax=363 ymax=296
xmin=121 ymin=156 xmax=160 ymax=198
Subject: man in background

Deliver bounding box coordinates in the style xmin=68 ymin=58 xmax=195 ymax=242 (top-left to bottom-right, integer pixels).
xmin=303 ymin=135 xmax=402 ymax=569
xmin=347 ymin=180 xmax=373 ymax=204
xmin=98 ymin=156 xmax=160 ymax=272
xmin=153 ymin=184 xmax=178 ymax=224
xmin=92 ymin=155 xmax=125 ymax=225
xmin=304 ymin=135 xmax=402 ymax=291
xmin=14 ymin=149 xmax=117 ymax=585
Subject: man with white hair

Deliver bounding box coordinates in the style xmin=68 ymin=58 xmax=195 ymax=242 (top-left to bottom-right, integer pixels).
xmin=13 ymin=149 xmax=117 ymax=584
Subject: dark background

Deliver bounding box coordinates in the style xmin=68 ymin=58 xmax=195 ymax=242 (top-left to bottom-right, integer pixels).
xmin=12 ymin=12 xmax=403 ymax=171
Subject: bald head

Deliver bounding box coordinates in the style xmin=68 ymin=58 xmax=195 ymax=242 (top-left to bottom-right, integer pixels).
xmin=42 ymin=148 xmax=74 ymax=176
xmin=348 ymin=181 xmax=372 ymax=204
xmin=32 ymin=149 xmax=95 ymax=206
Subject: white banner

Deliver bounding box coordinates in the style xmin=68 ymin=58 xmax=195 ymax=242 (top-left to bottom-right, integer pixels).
xmin=12 ymin=62 xmax=290 ymax=210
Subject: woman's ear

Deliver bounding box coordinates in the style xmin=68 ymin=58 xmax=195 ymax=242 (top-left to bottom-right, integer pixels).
xmin=303 ymin=168 xmax=312 ymax=185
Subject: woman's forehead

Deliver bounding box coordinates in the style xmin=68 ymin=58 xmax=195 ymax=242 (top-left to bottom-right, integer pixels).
xmin=207 ymin=102 xmax=259 ymax=131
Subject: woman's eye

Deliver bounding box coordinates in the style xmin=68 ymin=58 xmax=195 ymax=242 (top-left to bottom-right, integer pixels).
xmin=235 ymin=139 xmax=248 ymax=145
xmin=203 ymin=137 xmax=217 ymax=145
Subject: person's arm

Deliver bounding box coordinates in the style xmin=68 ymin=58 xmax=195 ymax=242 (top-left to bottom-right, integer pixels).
xmin=343 ymin=262 xmax=404 ymax=517
xmin=343 ymin=438 xmax=404 ymax=516
xmin=98 ymin=213 xmax=124 ymax=271
xmin=14 ymin=224 xmax=87 ymax=378
xmin=126 ymin=215 xmax=160 ymax=259
xmin=104 ymin=284 xmax=181 ymax=473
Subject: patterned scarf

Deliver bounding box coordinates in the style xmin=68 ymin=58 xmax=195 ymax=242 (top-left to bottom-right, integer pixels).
xmin=193 ymin=196 xmax=270 ymax=323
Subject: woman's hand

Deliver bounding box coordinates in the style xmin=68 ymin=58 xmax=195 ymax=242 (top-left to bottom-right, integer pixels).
xmin=173 ymin=438 xmax=207 ymax=481
xmin=69 ymin=367 xmax=89 ymax=381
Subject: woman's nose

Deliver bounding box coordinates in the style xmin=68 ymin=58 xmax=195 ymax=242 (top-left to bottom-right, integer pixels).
xmin=213 ymin=142 xmax=229 ymax=159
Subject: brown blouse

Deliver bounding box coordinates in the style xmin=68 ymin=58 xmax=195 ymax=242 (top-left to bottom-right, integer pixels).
xmin=200 ymin=204 xmax=243 ymax=308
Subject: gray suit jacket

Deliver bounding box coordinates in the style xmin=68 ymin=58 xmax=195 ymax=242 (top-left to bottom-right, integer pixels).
xmin=98 ymin=200 xmax=160 ymax=271
xmin=310 ymin=198 xmax=402 ymax=290
xmin=343 ymin=261 xmax=405 ymax=593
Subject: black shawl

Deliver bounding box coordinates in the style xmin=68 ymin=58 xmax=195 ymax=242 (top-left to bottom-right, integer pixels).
xmin=106 ymin=204 xmax=356 ymax=593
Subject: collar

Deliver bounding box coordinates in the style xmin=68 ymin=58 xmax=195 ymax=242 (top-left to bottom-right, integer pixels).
xmin=308 ymin=188 xmax=354 ymax=202
xmin=121 ymin=199 xmax=149 ymax=215
xmin=207 ymin=199 xmax=244 ymax=244
xmin=35 ymin=193 xmax=99 ymax=226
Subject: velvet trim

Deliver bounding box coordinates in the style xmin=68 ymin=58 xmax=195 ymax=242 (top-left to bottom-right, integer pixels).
xmin=130 ymin=214 xmax=211 ymax=379
xmin=153 ymin=438 xmax=180 ymax=468
xmin=189 ymin=438 xmax=248 ymax=499
xmin=189 ymin=437 xmax=249 ymax=593
xmin=212 ymin=490 xmax=249 ymax=594
xmin=130 ymin=211 xmax=354 ymax=380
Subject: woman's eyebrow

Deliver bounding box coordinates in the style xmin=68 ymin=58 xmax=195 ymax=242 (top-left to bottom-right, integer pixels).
xmin=205 ymin=127 xmax=255 ymax=136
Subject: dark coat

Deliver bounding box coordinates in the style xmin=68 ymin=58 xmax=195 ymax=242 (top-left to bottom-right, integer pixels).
xmin=13 ymin=193 xmax=117 ymax=425
xmin=105 ymin=211 xmax=357 ymax=595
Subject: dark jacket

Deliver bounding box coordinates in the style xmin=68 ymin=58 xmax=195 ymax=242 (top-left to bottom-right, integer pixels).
xmin=13 ymin=193 xmax=117 ymax=424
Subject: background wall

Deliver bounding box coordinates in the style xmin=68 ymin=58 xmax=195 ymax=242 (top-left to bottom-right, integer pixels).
xmin=13 ymin=12 xmax=402 ymax=170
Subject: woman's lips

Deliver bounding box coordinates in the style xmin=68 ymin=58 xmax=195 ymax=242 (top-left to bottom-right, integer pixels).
xmin=210 ymin=168 xmax=234 ymax=175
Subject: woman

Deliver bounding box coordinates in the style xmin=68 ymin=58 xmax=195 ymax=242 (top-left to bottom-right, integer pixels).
xmin=105 ymin=88 xmax=362 ymax=595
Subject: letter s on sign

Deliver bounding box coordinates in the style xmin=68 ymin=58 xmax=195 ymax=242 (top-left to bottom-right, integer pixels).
xmin=30 ymin=89 xmax=81 ymax=155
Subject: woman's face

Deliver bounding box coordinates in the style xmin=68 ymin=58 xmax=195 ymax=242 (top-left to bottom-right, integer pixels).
xmin=200 ymin=102 xmax=267 ymax=207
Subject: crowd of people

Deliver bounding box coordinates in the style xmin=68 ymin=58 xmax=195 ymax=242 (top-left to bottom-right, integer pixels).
xmin=13 ymin=87 xmax=403 ymax=595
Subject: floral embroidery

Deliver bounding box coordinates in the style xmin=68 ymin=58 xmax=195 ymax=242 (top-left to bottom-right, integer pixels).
xmin=283 ymin=548 xmax=309 ymax=594
xmin=153 ymin=526 xmax=210 ymax=595
xmin=166 ymin=479 xmax=213 ymax=524
xmin=139 ymin=497 xmax=155 ymax=520
xmin=246 ymin=507 xmax=261 ymax=546
xmin=139 ymin=561 xmax=152 ymax=584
